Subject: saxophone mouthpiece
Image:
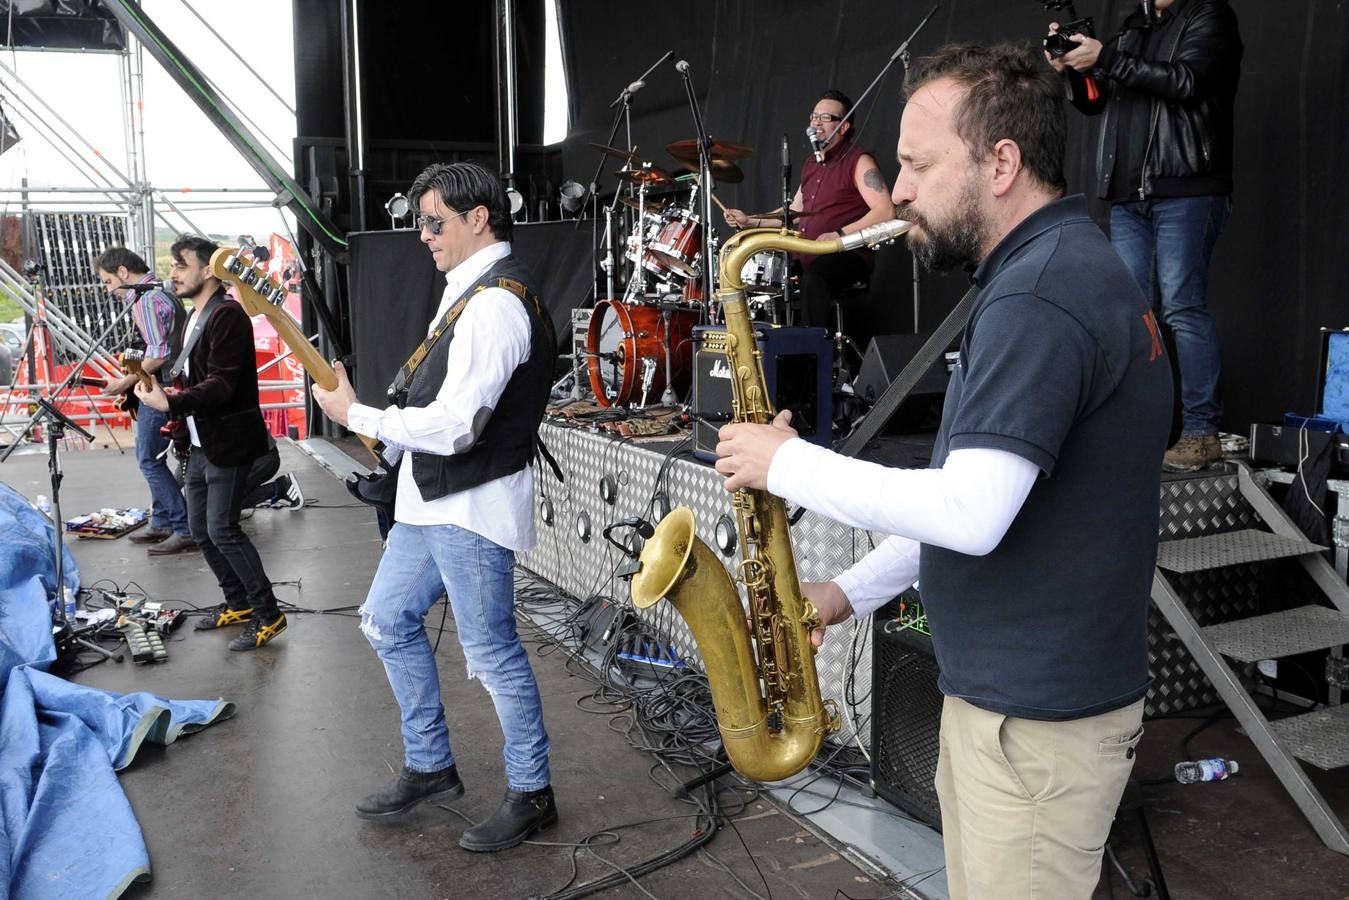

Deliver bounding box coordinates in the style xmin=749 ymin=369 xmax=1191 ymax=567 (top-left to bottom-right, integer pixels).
xmin=839 ymin=219 xmax=912 ymax=252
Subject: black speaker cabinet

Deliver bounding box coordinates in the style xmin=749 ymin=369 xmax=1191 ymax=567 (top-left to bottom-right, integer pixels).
xmin=691 ymin=325 xmax=832 ymax=462
xmin=871 ymin=598 xmax=944 ymax=830
xmin=853 ymin=333 xmax=951 ymax=435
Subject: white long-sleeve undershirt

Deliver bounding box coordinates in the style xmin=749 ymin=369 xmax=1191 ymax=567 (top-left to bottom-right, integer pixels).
xmin=766 ymin=440 xmax=1041 ymax=618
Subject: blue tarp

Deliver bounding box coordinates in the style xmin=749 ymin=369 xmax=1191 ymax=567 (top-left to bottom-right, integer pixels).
xmin=0 ymin=483 xmax=235 ymax=900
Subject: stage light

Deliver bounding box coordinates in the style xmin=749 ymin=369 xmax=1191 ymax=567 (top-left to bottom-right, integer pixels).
xmin=559 ymin=180 xmax=586 ymax=216
xmin=575 ymin=510 xmax=592 ymax=543
xmin=506 ymin=186 xmax=525 ymax=218
xmin=384 ymin=193 xmax=411 ymax=228
xmin=0 ymin=100 xmax=19 ymax=156
xmin=599 ymin=474 xmax=617 ymax=505
xmin=714 ymin=514 xmax=737 ymax=556
xmin=650 ymin=492 xmax=671 ymax=522
xmin=539 ymin=497 xmax=554 ymax=525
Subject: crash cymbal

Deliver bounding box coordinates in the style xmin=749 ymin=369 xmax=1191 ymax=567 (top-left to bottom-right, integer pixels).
xmin=615 ymin=166 xmax=674 ymax=186
xmin=666 ymin=138 xmax=754 ymax=164
xmin=619 ymin=194 xmax=670 ymax=213
xmin=588 ymin=142 xmax=644 ymax=164
xmin=678 ymin=158 xmax=744 ymax=184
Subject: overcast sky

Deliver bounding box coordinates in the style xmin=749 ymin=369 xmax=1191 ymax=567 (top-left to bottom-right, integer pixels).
xmin=0 ymin=0 xmax=298 ymax=241
xmin=0 ymin=1 xmax=568 ymax=247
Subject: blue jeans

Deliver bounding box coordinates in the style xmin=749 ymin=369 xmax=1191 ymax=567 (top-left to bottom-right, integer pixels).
xmin=1110 ymin=196 xmax=1229 ymax=437
xmin=135 ymin=405 xmax=189 ymax=535
xmin=359 ymin=522 xmax=550 ymax=789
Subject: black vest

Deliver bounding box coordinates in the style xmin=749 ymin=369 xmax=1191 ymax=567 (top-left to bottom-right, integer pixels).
xmin=402 ymin=254 xmax=556 ymax=501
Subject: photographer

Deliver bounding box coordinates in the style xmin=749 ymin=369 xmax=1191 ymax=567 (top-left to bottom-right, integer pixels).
xmin=1047 ymin=0 xmax=1242 ymax=472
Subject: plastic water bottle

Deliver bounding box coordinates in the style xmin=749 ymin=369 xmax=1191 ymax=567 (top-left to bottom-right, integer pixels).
xmin=1175 ymin=758 xmax=1239 ymax=783
xmin=35 ymin=494 xmax=51 ymax=516
xmin=62 ymin=586 xmax=77 ymax=622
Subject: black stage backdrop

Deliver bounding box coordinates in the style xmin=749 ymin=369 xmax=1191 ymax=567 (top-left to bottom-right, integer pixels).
xmin=555 ymin=0 xmax=1349 ymax=432
xmin=347 ymin=223 xmax=593 ymax=406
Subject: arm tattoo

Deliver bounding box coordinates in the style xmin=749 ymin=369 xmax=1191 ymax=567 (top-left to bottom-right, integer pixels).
xmin=862 ymin=167 xmax=887 ymax=194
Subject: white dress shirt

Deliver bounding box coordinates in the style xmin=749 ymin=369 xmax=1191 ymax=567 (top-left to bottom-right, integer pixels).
xmin=346 ymin=242 xmax=537 ymax=551
xmin=766 ymin=439 xmax=1042 ymax=618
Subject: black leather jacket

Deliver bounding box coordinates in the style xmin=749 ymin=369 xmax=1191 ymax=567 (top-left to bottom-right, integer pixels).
xmin=1066 ymin=0 xmax=1242 ymax=201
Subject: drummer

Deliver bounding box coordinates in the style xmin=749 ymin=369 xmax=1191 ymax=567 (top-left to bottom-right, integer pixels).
xmin=723 ymin=89 xmax=893 ymax=348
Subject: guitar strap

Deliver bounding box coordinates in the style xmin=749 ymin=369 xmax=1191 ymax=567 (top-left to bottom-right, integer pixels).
xmin=168 ymin=293 xmax=225 ymax=382
xmin=385 ymin=276 xmax=543 ymax=408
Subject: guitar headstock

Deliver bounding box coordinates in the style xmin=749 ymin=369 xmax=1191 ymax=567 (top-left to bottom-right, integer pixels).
xmin=209 ymin=244 xmax=290 ymax=320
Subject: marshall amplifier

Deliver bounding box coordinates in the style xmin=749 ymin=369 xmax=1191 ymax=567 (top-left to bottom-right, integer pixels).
xmin=691 ymin=325 xmax=832 ymax=462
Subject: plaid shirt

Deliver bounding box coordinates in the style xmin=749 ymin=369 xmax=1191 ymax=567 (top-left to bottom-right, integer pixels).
xmin=128 ymin=272 xmax=179 ymax=359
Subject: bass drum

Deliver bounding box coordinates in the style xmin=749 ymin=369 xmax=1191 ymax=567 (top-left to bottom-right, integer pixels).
xmin=586 ymin=299 xmax=698 ymax=408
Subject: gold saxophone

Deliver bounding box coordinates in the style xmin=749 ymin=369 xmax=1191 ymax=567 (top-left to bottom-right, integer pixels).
xmin=630 ymin=219 xmax=911 ymax=782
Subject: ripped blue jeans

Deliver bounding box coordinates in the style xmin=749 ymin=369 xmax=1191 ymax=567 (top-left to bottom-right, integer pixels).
xmin=359 ymin=522 xmax=550 ymax=790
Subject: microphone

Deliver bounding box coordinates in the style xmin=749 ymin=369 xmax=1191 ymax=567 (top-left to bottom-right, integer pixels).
xmin=806 ymin=126 xmax=825 ymax=163
xmin=675 ymin=59 xmax=690 ymax=75
xmin=781 ymin=134 xmax=790 ymax=170
xmin=117 ymin=279 xmax=168 ymax=292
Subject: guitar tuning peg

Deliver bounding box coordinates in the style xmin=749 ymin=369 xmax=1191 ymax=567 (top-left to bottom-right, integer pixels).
xmin=252 ymin=245 xmax=271 ymax=263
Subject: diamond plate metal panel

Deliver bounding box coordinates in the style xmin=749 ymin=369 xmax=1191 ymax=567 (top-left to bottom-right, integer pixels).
xmin=1204 ymin=606 xmax=1349 ymax=662
xmin=1267 ymin=706 xmax=1349 ymax=770
xmin=1157 ymin=529 xmax=1322 ymax=573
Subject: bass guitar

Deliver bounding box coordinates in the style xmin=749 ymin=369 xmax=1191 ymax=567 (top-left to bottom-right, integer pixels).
xmin=209 ymin=244 xmax=394 ymax=533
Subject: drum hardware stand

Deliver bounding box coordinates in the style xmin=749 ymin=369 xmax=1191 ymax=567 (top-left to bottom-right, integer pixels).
xmin=660 ymin=308 xmax=679 ymax=406
xmin=638 ymin=357 xmax=657 ymax=409
xmin=586 ymin=50 xmax=672 ymax=303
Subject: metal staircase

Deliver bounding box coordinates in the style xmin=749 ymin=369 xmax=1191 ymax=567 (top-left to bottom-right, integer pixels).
xmin=1150 ymin=460 xmax=1349 ymax=855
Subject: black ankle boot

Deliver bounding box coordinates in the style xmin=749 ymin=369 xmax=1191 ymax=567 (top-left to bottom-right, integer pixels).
xmin=458 ymin=786 xmax=558 ymax=852
xmin=355 ymin=765 xmax=464 ymax=819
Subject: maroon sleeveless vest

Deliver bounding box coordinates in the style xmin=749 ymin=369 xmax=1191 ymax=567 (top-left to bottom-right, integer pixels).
xmin=799 ymin=140 xmax=872 ymax=244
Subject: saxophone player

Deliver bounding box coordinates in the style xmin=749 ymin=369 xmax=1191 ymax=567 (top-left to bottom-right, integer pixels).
xmin=715 ymin=43 xmax=1172 ymax=900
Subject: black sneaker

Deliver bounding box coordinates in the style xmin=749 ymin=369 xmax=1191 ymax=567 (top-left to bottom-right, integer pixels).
xmin=228 ymin=612 xmax=287 ymax=651
xmin=194 ymin=602 xmax=254 ymax=631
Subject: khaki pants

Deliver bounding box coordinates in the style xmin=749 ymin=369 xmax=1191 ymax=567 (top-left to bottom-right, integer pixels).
xmin=935 ymin=695 xmax=1145 ymax=900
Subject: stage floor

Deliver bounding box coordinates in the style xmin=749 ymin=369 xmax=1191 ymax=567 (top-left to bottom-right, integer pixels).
xmin=2 ymin=436 xmax=1346 ymax=898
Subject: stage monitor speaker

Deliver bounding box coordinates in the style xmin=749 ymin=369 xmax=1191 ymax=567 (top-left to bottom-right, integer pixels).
xmin=691 ymin=325 xmax=832 ymax=462
xmin=871 ymin=594 xmax=943 ymax=830
xmin=853 ymin=333 xmax=951 ymax=434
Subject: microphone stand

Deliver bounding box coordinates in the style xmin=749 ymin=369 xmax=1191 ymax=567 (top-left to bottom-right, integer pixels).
xmin=829 ymin=5 xmax=938 ymax=334
xmin=674 ymin=61 xmax=716 ymax=322
xmin=581 ymin=49 xmax=674 ymax=308
xmin=780 ymin=133 xmax=794 ymax=324
xmin=28 ymin=396 xmax=121 ymax=666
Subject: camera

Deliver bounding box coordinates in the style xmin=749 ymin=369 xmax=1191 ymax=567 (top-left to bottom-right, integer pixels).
xmin=1040 ymin=1 xmax=1096 ymax=58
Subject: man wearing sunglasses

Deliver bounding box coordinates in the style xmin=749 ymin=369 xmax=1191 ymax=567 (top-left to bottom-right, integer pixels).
xmin=312 ymin=161 xmax=558 ymax=851
xmin=722 ymin=89 xmax=895 ymax=350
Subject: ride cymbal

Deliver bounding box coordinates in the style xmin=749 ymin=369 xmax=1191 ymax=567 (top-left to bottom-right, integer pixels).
xmin=678 ymin=159 xmax=744 ymax=184
xmin=665 ymin=138 xmax=754 ymax=163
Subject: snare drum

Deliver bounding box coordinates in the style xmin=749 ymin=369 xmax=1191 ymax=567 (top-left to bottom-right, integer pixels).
xmin=648 ymin=207 xmax=703 ymax=278
xmin=740 ymin=250 xmax=787 ymax=292
xmin=585 ymin=299 xmax=698 ymax=408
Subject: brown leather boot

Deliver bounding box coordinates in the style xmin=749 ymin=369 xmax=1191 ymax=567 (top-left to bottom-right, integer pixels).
xmin=1163 ymin=435 xmax=1223 ymax=473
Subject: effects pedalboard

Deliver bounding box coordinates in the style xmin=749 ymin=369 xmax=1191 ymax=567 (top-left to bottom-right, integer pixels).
xmin=100 ymin=590 xmax=183 ymax=663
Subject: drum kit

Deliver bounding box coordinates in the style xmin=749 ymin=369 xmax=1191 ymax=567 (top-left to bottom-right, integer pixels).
xmin=582 ymin=138 xmax=809 ymax=409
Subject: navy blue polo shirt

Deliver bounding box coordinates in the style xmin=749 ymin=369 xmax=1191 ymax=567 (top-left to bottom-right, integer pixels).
xmin=921 ymin=195 xmax=1173 ymax=721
